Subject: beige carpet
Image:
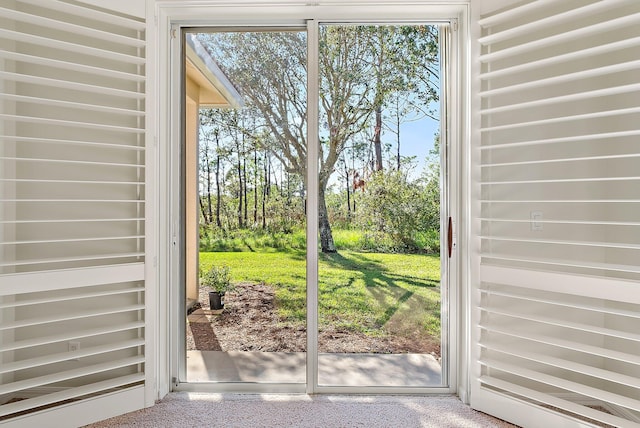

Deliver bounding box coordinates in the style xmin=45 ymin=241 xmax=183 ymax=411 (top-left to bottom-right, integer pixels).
xmin=85 ymin=392 xmax=518 ymax=427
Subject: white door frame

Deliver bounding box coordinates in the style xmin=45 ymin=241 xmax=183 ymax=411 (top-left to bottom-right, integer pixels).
xmin=151 ymin=0 xmax=470 ymax=398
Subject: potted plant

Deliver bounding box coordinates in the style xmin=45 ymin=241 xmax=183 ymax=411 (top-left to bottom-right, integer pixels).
xmin=200 ymin=264 xmax=235 ymax=310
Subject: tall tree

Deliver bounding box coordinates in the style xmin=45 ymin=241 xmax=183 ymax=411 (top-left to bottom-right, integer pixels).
xmin=214 ymin=129 xmax=223 ymax=228
xmin=199 ymin=25 xmax=439 ymax=252
xmin=198 ymin=130 xmax=214 ymax=224
xmin=317 ymin=26 xmax=384 ymax=251
xmin=200 ymin=109 xmax=235 ymax=229
xmin=368 ymin=26 xmax=440 ymax=173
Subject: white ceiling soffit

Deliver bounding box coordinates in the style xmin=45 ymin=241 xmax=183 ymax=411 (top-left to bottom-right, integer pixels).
xmin=185 ymin=33 xmax=244 ymax=109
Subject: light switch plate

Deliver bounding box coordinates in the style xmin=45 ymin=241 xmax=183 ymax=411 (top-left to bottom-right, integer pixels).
xmin=530 ymin=211 xmax=543 ymax=231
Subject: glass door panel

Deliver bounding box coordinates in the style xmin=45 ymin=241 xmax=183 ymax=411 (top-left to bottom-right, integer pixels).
xmin=186 ymin=29 xmax=307 ymax=384
xmin=316 ymin=23 xmax=444 ymax=387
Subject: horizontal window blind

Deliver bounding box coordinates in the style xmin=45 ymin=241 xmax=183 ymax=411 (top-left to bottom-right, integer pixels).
xmin=476 ymin=0 xmax=640 ymax=426
xmin=0 ymin=0 xmax=146 ymax=422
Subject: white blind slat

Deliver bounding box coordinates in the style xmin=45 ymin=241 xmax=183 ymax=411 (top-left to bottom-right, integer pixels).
xmin=0 ymin=252 xmax=145 ymax=268
xmin=0 ymin=93 xmax=145 ymax=116
xmin=481 ymin=176 xmax=640 ymax=185
xmin=480 ymin=130 xmax=640 ymax=149
xmin=481 ymin=106 xmax=640 ymax=132
xmin=480 ymin=236 xmax=640 ymax=251
xmin=0 ymin=218 xmax=145 ymax=224
xmin=480 ymin=266 xmax=640 ymax=303
xmin=0 ymin=49 xmax=145 ymax=82
xmin=480 ymin=289 xmax=640 ymax=319
xmin=480 ymin=323 xmax=640 ymax=366
xmin=480 ymin=218 xmax=639 ymax=226
xmin=0 ymin=321 xmax=145 ymax=353
xmin=1 ymin=156 xmax=145 ymax=167
xmin=479 ymin=13 xmax=640 ymax=63
xmin=478 ymin=0 xmax=628 ymax=45
xmin=2 ymin=199 xmax=144 ymax=203
xmin=479 ymin=377 xmax=639 ymax=428
xmin=480 ymin=359 xmax=640 ymax=412
xmin=0 ymin=135 xmax=145 ymax=151
xmin=0 ymin=264 xmax=145 ymax=293
xmin=480 ymin=342 xmax=640 ymax=389
xmin=2 ymin=236 xmax=145 ymax=246
xmin=0 ymin=339 xmax=145 ymax=374
xmin=17 ymin=0 xmax=146 ymax=30
xmin=0 ymin=28 xmax=145 ymax=65
xmin=0 ymin=6 xmax=145 ymax=48
xmin=480 ymin=305 xmax=640 ymax=342
xmin=481 ymin=255 xmax=640 ymax=274
xmin=481 ymin=36 xmax=640 ymax=80
xmin=480 ymin=199 xmax=640 ymax=203
xmin=480 ymin=83 xmax=640 ymax=115
xmin=0 ymin=179 xmax=145 ymax=185
xmin=477 ymin=0 xmax=557 ymax=27
xmin=0 ymin=71 xmax=144 ymax=99
xmin=0 ymin=356 xmax=145 ymax=396
xmin=481 ymin=60 xmax=640 ymax=97
xmin=0 ymin=375 xmax=145 ymax=418
xmin=0 ymin=287 xmax=143 ymax=309
xmin=0 ymin=304 xmax=145 ymax=331
xmin=481 ymin=153 xmax=640 ymax=167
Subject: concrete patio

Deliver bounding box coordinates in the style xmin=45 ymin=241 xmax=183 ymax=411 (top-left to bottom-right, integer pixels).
xmin=186 ymin=350 xmax=442 ymax=386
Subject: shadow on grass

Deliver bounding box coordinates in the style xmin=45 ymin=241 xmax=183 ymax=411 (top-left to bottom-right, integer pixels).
xmin=321 ymin=251 xmax=387 ymax=272
xmin=319 ymin=251 xmax=440 ymax=329
xmin=321 ymin=251 xmax=438 ymax=289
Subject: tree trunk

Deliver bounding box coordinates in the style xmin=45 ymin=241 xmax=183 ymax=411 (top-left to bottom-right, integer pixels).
xmin=396 ymin=108 xmax=401 ymax=171
xmin=199 ymin=196 xmax=208 ymax=225
xmin=373 ymin=28 xmax=385 ymax=172
xmin=286 ymin=171 xmax=291 ymax=204
xmin=373 ymin=105 xmax=383 ymax=171
xmin=203 ymin=140 xmax=212 ymax=225
xmin=253 ymin=147 xmax=258 ymax=225
xmin=261 ymin=182 xmax=267 ymax=230
xmin=266 ymin=155 xmax=271 ymax=196
xmin=318 ymin=184 xmax=337 ymax=253
xmin=241 ymin=119 xmax=248 ymax=225
xmin=236 ymin=151 xmax=243 ymax=229
xmin=243 ymin=157 xmax=248 ymax=225
xmin=214 ymin=135 xmax=222 ymax=229
xmin=344 ymin=160 xmax=351 ymax=216
xmin=262 ymin=155 xmax=267 ymax=229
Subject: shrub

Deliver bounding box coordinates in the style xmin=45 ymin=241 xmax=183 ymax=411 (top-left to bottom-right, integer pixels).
xmin=199 ymin=264 xmax=236 ymax=293
xmin=355 ymin=170 xmax=438 ymax=252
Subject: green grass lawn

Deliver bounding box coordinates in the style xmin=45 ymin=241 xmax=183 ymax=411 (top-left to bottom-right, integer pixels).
xmin=199 ymin=249 xmax=441 ymax=340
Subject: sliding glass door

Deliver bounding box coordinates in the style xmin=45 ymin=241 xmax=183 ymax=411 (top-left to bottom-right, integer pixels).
xmin=182 ymin=18 xmax=452 ymax=392
xmin=315 ymin=23 xmax=447 ymax=388
xmin=185 ymin=28 xmax=307 ymax=385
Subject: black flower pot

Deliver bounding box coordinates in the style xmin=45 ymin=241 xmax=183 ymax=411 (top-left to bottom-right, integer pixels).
xmin=209 ymin=291 xmax=224 ymax=310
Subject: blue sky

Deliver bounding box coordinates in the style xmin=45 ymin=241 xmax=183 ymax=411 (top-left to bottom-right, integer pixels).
xmin=398 ymin=116 xmax=440 ymax=169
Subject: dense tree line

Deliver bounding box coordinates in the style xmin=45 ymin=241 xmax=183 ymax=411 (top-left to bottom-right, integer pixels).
xmin=197 ymin=25 xmax=440 ymax=253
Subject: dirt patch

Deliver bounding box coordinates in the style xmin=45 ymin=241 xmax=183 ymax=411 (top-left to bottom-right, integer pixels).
xmin=187 ymin=282 xmax=440 ymax=357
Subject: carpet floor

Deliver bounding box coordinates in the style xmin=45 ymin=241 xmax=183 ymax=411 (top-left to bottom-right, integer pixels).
xmin=84 ymin=392 xmax=519 ymax=427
